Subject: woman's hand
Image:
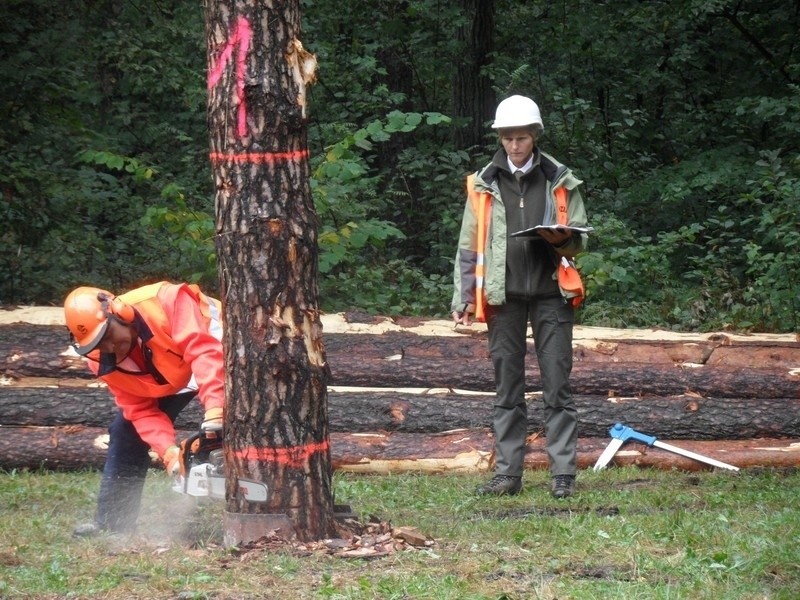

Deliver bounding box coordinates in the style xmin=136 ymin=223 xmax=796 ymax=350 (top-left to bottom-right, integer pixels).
xmin=538 ymin=226 xmax=572 ymax=247
xmin=452 ymin=310 xmax=472 ymax=327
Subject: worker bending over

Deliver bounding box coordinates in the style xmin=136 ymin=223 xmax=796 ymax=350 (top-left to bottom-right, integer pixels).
xmin=64 ymin=281 xmax=225 ymax=536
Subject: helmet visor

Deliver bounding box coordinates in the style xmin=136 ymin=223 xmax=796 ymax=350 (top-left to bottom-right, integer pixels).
xmin=73 ymin=319 xmax=109 ymax=356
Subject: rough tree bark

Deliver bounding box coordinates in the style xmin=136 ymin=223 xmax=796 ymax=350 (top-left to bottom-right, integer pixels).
xmin=4 ymin=385 xmax=799 ymax=440
xmin=5 ymin=425 xmax=800 ymax=473
xmin=205 ymin=0 xmax=336 ymax=542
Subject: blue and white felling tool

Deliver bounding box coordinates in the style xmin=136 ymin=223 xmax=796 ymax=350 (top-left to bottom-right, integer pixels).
xmin=593 ymin=423 xmax=739 ymax=472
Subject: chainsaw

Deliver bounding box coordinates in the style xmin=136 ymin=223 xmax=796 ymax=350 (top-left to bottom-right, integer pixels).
xmin=172 ymin=428 xmax=269 ymax=502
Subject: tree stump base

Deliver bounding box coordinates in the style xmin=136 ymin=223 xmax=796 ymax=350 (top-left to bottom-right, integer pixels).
xmin=223 ymin=511 xmax=296 ymax=547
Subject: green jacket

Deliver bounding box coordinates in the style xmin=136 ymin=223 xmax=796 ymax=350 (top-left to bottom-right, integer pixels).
xmin=451 ymin=149 xmax=588 ymax=314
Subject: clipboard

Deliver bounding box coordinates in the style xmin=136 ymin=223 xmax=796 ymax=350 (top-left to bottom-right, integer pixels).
xmin=510 ymin=224 xmax=594 ymax=238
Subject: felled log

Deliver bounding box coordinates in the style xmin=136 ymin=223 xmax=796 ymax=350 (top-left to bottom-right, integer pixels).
xmin=323 ymin=327 xmax=800 ymax=369
xmin=1 ymin=424 xmax=798 ymax=473
xmin=335 ymin=431 xmax=800 ymax=473
xmin=4 ymin=315 xmax=798 ymax=364
xmin=3 ymin=325 xmax=799 ymax=398
xmin=2 ymin=381 xmax=799 ymax=440
xmin=2 ymin=313 xmax=798 ymax=472
xmin=322 ymin=357 xmax=800 ymax=398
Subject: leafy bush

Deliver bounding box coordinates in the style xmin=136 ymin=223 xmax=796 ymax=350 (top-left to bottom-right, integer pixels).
xmin=580 ymin=150 xmax=800 ymax=331
xmin=312 ymin=111 xmax=454 ymax=315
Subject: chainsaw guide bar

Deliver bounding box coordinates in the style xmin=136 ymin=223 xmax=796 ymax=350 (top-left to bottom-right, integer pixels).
xmin=172 ymin=429 xmax=270 ymax=503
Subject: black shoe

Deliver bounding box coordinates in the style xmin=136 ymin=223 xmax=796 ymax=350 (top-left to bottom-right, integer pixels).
xmin=551 ymin=474 xmax=576 ymax=499
xmin=476 ymin=475 xmax=522 ymax=496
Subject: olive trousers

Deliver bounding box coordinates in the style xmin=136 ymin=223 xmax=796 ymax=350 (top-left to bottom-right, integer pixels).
xmin=486 ymin=295 xmax=577 ymax=477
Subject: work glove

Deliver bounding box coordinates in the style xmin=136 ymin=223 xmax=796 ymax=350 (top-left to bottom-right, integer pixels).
xmin=163 ymin=445 xmax=181 ymax=476
xmin=201 ymin=407 xmax=224 ymax=433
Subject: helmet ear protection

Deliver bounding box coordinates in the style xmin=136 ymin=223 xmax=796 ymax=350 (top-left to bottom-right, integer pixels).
xmin=97 ymin=292 xmax=135 ymax=324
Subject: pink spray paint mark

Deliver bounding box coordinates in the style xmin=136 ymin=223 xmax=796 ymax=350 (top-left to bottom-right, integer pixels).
xmin=208 ymin=16 xmax=252 ymax=138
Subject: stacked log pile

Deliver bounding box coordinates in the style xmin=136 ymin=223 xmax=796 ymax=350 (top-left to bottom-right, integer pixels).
xmin=1 ymin=310 xmax=798 ymax=472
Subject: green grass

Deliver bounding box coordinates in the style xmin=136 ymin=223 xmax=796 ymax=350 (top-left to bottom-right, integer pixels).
xmin=0 ymin=467 xmax=798 ymax=599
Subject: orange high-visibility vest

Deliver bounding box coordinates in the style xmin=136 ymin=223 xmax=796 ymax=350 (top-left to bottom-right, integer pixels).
xmin=85 ymin=281 xmax=224 ymax=456
xmin=91 ymin=282 xmax=223 ymax=398
xmin=466 ymin=178 xmax=585 ymax=316
xmin=466 ymin=174 xmax=492 ymax=322
xmin=554 ymin=187 xmax=585 ymax=307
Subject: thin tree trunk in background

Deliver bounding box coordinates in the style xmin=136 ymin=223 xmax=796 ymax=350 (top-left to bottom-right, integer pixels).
xmin=205 ymin=0 xmax=337 ymax=542
xmin=452 ymin=0 xmax=496 ymax=150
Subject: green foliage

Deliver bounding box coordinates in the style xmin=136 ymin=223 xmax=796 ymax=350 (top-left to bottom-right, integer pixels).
xmin=140 ymin=183 xmax=217 ymax=289
xmin=680 ymin=150 xmax=800 ymax=331
xmin=0 ymin=0 xmax=208 ymax=303
xmin=1 ymin=0 xmax=798 ymax=331
xmin=580 ymin=148 xmax=800 ymax=331
xmin=312 ymin=110 xmax=454 ymax=315
xmin=578 ymin=217 xmax=710 ymax=329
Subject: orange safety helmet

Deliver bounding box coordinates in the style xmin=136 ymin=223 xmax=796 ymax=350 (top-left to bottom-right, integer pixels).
xmin=63 ymin=287 xmax=135 ymax=355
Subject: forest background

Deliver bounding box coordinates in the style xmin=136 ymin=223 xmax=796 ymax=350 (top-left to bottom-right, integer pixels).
xmin=1 ymin=0 xmax=798 ymax=333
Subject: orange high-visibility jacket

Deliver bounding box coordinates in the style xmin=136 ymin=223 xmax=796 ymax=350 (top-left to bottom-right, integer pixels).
xmin=86 ymin=281 xmax=224 ymax=457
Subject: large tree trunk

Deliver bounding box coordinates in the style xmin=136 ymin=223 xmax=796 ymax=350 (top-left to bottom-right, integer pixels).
xmin=205 ymin=0 xmax=335 ymax=542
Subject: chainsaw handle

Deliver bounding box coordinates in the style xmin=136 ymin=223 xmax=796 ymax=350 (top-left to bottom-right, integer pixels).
xmin=608 ymin=423 xmax=657 ymax=446
xmin=177 ymin=431 xmax=202 ymax=492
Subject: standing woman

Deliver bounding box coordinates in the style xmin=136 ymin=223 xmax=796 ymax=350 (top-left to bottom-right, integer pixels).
xmin=451 ymin=95 xmax=590 ymax=498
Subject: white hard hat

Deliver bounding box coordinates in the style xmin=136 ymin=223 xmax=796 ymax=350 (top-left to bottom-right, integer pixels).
xmin=492 ymin=95 xmax=544 ymax=130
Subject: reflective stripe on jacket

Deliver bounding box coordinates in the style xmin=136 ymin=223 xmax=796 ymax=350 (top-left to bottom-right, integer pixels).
xmin=553 ymin=186 xmax=586 ymax=307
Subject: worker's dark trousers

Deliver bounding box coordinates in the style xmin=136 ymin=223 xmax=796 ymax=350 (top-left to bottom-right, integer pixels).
xmin=95 ymin=391 xmax=195 ymax=533
xmin=486 ymin=295 xmax=577 ymax=477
